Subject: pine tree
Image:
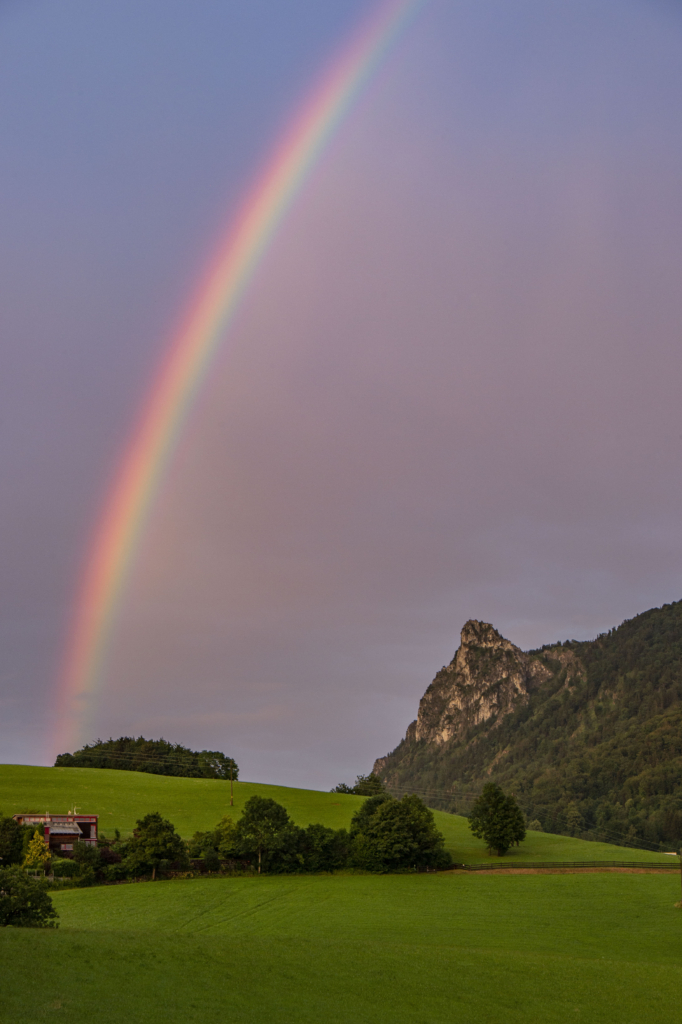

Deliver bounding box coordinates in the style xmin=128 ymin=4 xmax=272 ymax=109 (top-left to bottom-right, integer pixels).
xmin=23 ymin=830 xmax=50 ymax=871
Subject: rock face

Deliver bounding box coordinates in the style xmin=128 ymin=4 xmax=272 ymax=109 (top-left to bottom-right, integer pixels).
xmin=374 ymin=620 xmax=553 ymax=773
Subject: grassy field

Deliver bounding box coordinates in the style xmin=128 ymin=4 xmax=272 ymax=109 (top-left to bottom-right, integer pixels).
xmin=1 ymin=763 xmax=676 ymax=863
xmin=1 ymin=871 xmax=681 ymax=1023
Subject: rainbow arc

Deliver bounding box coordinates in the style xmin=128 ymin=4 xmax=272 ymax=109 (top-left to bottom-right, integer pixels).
xmin=55 ymin=0 xmax=424 ymax=754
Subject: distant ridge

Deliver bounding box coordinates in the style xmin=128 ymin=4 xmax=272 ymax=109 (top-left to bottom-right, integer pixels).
xmin=374 ymin=601 xmax=682 ymax=850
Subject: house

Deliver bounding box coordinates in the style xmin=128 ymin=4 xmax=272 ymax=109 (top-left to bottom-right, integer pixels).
xmin=13 ymin=813 xmax=98 ymax=856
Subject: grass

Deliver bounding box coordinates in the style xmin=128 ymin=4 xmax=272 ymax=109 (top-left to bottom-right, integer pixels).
xmin=1 ymin=763 xmax=676 ymax=863
xmin=1 ymin=871 xmax=682 ymax=1023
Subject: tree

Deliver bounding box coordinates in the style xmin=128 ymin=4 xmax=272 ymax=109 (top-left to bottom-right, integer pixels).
xmin=298 ymin=824 xmax=350 ymax=873
xmin=125 ymin=812 xmax=187 ymax=879
xmin=23 ymin=830 xmax=50 ymax=872
xmin=332 ymin=773 xmax=386 ymax=796
xmin=350 ymin=794 xmax=451 ymax=872
xmin=0 ymin=868 xmax=58 ymax=928
xmin=468 ymin=783 xmax=526 ymax=856
xmin=188 ymin=815 xmax=237 ymax=860
xmin=0 ymin=816 xmax=24 ymax=865
xmin=565 ymin=803 xmax=583 ymax=837
xmin=201 ymin=847 xmax=221 ymax=872
xmin=232 ymin=797 xmax=295 ymax=873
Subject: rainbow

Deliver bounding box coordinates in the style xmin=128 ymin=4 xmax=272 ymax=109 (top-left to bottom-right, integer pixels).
xmin=54 ymin=0 xmax=425 ymax=755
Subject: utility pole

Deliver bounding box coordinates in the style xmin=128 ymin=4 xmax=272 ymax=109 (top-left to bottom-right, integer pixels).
xmin=230 ymin=763 xmax=234 ymax=807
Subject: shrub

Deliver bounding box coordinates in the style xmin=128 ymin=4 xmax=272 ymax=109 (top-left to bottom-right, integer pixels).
xmin=201 ymin=848 xmax=221 ymax=872
xmin=51 ymin=858 xmax=80 ymax=878
xmin=0 ymin=867 xmax=59 ymax=928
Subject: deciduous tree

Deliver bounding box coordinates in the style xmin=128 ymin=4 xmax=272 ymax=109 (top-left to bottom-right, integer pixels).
xmin=350 ymin=794 xmax=450 ymax=871
xmin=469 ymin=783 xmax=526 ymax=856
xmin=125 ymin=812 xmax=187 ymax=879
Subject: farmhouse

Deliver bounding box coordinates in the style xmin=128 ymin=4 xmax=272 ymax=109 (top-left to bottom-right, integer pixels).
xmin=13 ymin=812 xmax=98 ymax=855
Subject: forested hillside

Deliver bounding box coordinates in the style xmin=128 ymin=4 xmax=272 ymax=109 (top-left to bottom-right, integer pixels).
xmin=374 ymin=601 xmax=682 ymax=849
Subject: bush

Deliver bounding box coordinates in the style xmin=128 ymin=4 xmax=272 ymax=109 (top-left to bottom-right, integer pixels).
xmin=0 ymin=867 xmax=59 ymax=927
xmin=51 ymin=858 xmax=80 ymax=878
xmin=201 ymin=848 xmax=221 ymax=872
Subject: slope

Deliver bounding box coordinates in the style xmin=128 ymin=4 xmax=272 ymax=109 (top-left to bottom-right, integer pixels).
xmin=0 ymin=763 xmax=673 ymax=862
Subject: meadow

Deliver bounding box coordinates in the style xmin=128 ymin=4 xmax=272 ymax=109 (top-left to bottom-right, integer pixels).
xmin=1 ymin=871 xmax=681 ymax=1023
xmin=0 ymin=763 xmax=675 ymax=863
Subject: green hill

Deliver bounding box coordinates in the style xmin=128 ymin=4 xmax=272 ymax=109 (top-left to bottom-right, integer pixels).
xmin=375 ymin=600 xmax=682 ymax=850
xmin=0 ymin=764 xmax=675 ymax=863
xmin=2 ymin=872 xmax=681 ymax=1023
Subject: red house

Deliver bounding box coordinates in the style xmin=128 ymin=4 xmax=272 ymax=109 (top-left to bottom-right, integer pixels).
xmin=13 ymin=813 xmax=98 ymax=856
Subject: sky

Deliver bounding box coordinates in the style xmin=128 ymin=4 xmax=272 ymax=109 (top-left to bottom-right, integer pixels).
xmin=1 ymin=0 xmax=682 ymax=789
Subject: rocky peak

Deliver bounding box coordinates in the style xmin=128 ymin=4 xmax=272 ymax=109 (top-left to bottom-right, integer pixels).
xmin=409 ymin=620 xmax=552 ymax=748
xmin=458 ymin=619 xmax=517 ymax=653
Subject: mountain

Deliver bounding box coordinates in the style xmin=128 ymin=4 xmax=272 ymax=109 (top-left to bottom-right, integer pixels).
xmin=373 ymin=602 xmax=682 ymax=849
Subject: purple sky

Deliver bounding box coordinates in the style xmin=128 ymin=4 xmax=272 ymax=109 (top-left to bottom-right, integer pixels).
xmin=1 ymin=0 xmax=682 ymax=788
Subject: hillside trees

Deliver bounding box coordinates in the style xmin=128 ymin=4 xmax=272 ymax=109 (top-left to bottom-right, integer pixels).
xmin=332 ymin=773 xmax=386 ymax=796
xmin=55 ymin=736 xmax=238 ymax=781
xmin=468 ymin=783 xmax=526 ymax=856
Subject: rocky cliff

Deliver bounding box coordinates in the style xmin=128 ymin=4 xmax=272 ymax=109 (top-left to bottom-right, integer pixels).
xmin=374 ymin=619 xmax=576 ymax=776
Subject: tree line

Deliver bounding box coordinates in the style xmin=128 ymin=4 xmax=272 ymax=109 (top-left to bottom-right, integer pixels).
xmin=54 ymin=736 xmax=238 ymax=781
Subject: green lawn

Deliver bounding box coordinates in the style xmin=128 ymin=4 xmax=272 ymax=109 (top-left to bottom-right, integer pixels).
xmin=1 ymin=872 xmax=681 ymax=1023
xmin=1 ymin=764 xmax=675 ymax=863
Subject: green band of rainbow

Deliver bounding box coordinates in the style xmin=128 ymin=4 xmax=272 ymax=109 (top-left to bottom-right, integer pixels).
xmin=54 ymin=0 xmax=425 ymax=755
